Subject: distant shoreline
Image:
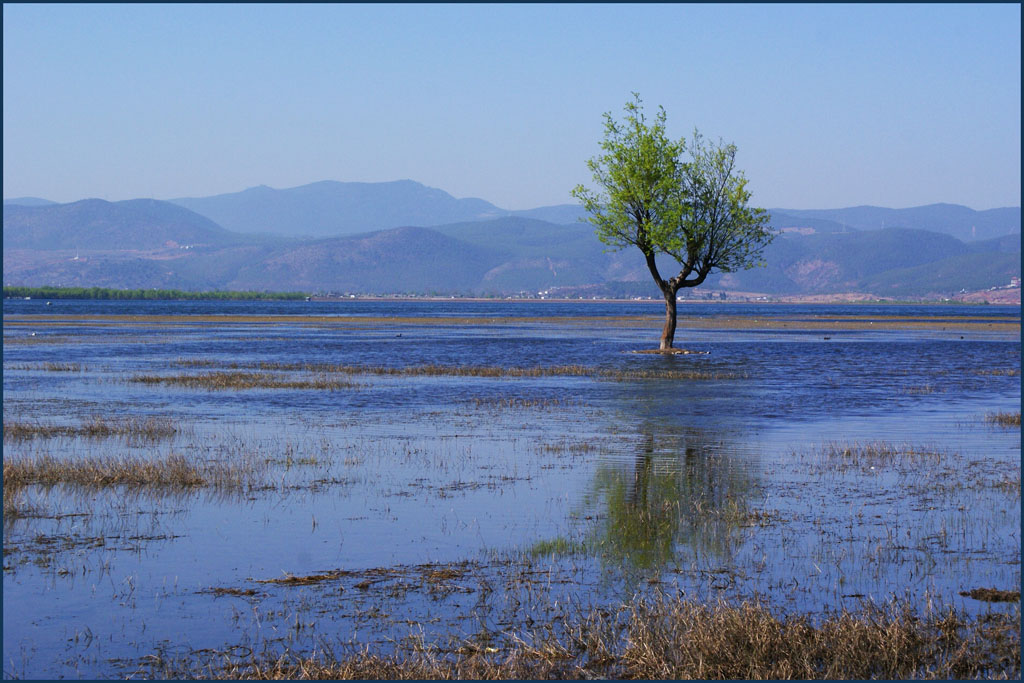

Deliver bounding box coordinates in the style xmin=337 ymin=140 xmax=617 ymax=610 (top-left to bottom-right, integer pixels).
xmin=310 ymin=293 xmax=1020 ymax=306
xmin=4 ymin=287 xmax=1018 ymax=306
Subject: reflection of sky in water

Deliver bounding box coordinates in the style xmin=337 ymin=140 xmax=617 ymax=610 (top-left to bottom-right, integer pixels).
xmin=2 ymin=301 xmax=1019 ymax=678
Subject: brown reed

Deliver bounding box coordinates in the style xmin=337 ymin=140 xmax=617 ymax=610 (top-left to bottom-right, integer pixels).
xmin=986 ymin=411 xmax=1021 ymax=427
xmin=3 ymin=416 xmax=178 ymax=442
xmin=130 ymin=371 xmax=358 ymax=391
xmin=3 ymin=452 xmax=259 ymax=492
xmin=155 ymin=596 xmax=1019 ymax=679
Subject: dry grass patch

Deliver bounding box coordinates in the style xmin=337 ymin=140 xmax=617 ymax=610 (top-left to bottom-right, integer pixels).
xmin=6 ymin=362 xmax=83 ymax=371
xmin=959 ymin=588 xmax=1020 ymax=603
xmin=256 ymin=570 xmax=352 ymax=586
xmin=975 ymin=368 xmax=1021 ymax=376
xmin=157 ymin=597 xmax=1019 ymax=679
xmin=130 ymin=371 xmax=358 ymax=391
xmin=293 ymin=363 xmax=595 ymax=378
xmin=3 ymin=452 xmax=260 ymax=492
xmin=198 ymin=587 xmax=261 ymax=598
xmin=986 ymin=411 xmax=1021 ymax=428
xmin=171 ymin=360 xmax=744 ymax=381
xmin=3 ymin=416 xmax=178 ymax=442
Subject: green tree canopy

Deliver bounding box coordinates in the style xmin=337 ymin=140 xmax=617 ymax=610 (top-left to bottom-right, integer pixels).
xmin=573 ymin=94 xmax=773 ymax=350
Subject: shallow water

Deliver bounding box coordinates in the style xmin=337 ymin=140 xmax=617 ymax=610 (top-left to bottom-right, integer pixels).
xmin=3 ymin=300 xmax=1020 ymax=678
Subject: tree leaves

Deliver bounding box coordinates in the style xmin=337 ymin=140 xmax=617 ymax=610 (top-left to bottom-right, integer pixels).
xmin=573 ymin=95 xmax=774 ymax=295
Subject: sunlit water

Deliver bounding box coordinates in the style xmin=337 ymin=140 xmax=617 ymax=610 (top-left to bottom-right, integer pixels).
xmin=3 ymin=300 xmax=1020 ymax=678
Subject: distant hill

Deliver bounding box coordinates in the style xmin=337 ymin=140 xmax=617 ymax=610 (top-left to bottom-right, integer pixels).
xmin=3 ymin=197 xmax=57 ymax=207
xmin=3 ymin=181 xmax=1019 ymax=298
xmin=767 ymin=204 xmax=1020 ymax=242
xmin=222 ymin=226 xmax=504 ymax=294
xmin=5 ymin=212 xmax=1018 ymax=298
xmin=700 ymin=227 xmax=1020 ymax=295
xmin=170 ymin=181 xmax=1019 ymax=243
xmin=431 ymin=216 xmax=645 ymax=291
xmin=8 ymin=182 xmax=1020 ymax=243
xmin=3 ymin=198 xmax=244 ymax=251
xmin=169 ymin=180 xmax=510 ymax=238
xmin=171 ymin=180 xmax=594 ymax=237
xmin=965 ymin=233 xmax=1021 ymax=254
xmin=509 ymin=204 xmax=589 ymax=224
xmin=767 ymin=211 xmax=854 ymax=235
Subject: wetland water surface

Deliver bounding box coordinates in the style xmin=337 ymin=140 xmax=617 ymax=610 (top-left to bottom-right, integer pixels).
xmin=3 ymin=300 xmax=1020 ymax=678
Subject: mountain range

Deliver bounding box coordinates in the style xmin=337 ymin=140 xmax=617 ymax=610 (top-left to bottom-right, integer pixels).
xmin=3 ymin=180 xmax=1020 ymax=298
xmin=167 ymin=180 xmax=592 ymax=238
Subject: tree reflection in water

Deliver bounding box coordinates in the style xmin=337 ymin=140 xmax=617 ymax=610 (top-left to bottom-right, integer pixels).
xmin=537 ymin=428 xmax=755 ymax=572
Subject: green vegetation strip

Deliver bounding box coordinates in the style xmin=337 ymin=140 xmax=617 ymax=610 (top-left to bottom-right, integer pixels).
xmin=153 ymin=595 xmax=1019 ymax=680
xmin=3 ymin=286 xmax=308 ymax=300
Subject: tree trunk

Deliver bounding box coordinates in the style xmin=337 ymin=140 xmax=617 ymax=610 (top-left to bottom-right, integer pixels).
xmin=660 ymin=288 xmax=677 ymax=350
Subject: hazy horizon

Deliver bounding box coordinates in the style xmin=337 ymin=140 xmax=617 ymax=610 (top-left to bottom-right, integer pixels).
xmin=3 ymin=178 xmax=1022 ymax=214
xmin=4 ymin=4 xmax=1020 ymax=211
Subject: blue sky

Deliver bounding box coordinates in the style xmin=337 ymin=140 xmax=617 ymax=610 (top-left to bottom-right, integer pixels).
xmin=3 ymin=3 xmax=1020 ymax=210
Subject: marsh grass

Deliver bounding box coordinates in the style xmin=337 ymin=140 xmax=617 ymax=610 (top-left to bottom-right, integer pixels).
xmin=2 ymin=487 xmax=43 ymax=521
xmin=154 ymin=596 xmax=1019 ymax=680
xmin=198 ymin=587 xmax=261 ymax=598
xmin=540 ymin=440 xmax=600 ymax=454
xmin=266 ymin=454 xmax=327 ymax=468
xmin=990 ymin=475 xmax=1022 ymax=495
xmin=808 ymin=441 xmax=947 ymax=472
xmin=7 ymin=362 xmax=83 ymax=371
xmin=3 ymin=416 xmax=178 ymax=442
xmin=471 ymin=397 xmax=567 ymax=410
xmin=254 ymin=563 xmax=465 ymax=588
xmin=171 ymin=359 xmax=745 ymax=381
xmin=985 ymin=411 xmax=1021 ymax=427
xmin=2 ymin=452 xmax=260 ymax=492
xmin=900 ymin=384 xmax=943 ymax=395
xmin=130 ymin=371 xmax=358 ymax=391
xmin=959 ymin=588 xmax=1020 ymax=603
xmin=2 ymin=335 xmax=71 ymax=346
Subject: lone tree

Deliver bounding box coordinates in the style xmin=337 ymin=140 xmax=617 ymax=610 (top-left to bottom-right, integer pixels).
xmin=573 ymin=94 xmax=773 ymax=351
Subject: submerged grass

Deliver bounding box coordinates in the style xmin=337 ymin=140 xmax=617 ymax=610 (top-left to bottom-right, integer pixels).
xmin=3 ymin=415 xmax=178 ymax=442
xmin=470 ymin=396 xmax=569 ymax=410
xmin=155 ymin=596 xmax=1019 ymax=680
xmin=807 ymin=441 xmax=947 ymax=472
xmin=900 ymin=384 xmax=943 ymax=395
